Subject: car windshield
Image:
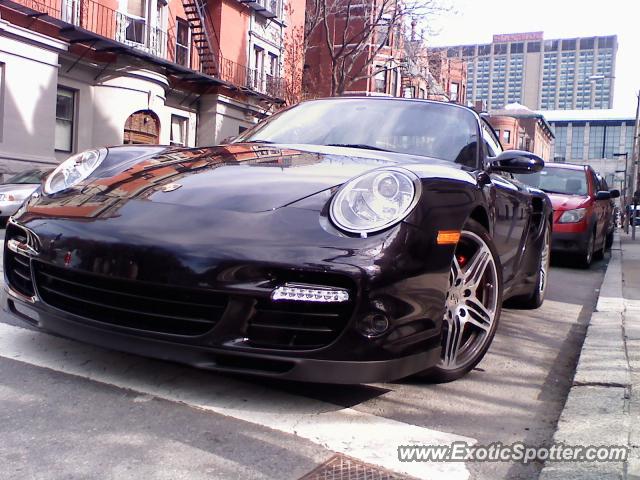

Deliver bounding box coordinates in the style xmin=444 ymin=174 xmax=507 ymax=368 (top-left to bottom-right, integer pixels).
xmin=237 ymin=99 xmax=479 ymax=164
xmin=515 ymin=167 xmax=588 ymax=196
xmin=4 ymin=169 xmax=45 ymax=185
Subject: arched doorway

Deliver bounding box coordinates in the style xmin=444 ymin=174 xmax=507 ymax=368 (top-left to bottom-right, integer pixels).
xmin=123 ymin=110 xmax=160 ymax=144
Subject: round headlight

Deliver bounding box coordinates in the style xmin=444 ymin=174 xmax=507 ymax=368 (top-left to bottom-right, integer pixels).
xmin=330 ymin=168 xmax=420 ymax=233
xmin=44 ymin=149 xmax=105 ymax=194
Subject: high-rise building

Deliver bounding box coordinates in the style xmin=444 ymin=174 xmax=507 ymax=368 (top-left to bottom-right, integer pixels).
xmin=440 ymin=32 xmax=617 ymax=111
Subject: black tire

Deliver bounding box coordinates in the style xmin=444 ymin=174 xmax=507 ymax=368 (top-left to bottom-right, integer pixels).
xmin=593 ymin=231 xmax=605 ymax=261
xmin=605 ymin=230 xmax=614 ymax=250
xmin=508 ymin=220 xmax=551 ymax=309
xmin=416 ymin=218 xmax=503 ymax=383
xmin=576 ymin=230 xmax=595 ymax=268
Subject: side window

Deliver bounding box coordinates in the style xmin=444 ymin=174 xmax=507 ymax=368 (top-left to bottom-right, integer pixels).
xmin=590 ymin=170 xmax=600 ymax=194
xmin=482 ymin=125 xmax=502 ymax=158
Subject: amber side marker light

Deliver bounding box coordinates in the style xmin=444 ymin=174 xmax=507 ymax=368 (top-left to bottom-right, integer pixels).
xmin=437 ymin=230 xmax=461 ymax=245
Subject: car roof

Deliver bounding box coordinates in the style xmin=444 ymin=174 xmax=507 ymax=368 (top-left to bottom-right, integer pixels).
xmin=308 ymin=96 xmax=480 ymax=117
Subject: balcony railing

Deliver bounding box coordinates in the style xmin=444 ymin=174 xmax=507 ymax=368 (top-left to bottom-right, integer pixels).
xmin=6 ymin=0 xmax=284 ymax=99
xmin=247 ymin=70 xmax=283 ymax=99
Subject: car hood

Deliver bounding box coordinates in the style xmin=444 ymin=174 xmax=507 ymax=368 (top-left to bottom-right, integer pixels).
xmin=546 ymin=192 xmax=590 ymax=212
xmin=0 ymin=183 xmax=39 ymax=195
xmin=26 ymin=143 xmax=460 ymax=218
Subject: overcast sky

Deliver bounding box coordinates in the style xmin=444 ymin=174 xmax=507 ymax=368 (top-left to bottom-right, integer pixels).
xmin=427 ymin=0 xmax=639 ymax=113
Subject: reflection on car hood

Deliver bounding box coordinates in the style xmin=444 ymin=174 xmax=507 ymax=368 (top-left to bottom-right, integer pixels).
xmin=0 ymin=183 xmax=39 ymax=195
xmin=26 ymin=143 xmax=460 ymax=219
xmin=546 ymin=193 xmax=590 ymax=212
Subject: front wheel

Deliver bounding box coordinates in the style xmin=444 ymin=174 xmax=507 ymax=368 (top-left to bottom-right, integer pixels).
xmin=576 ymin=230 xmax=595 ymax=268
xmin=417 ymin=219 xmax=503 ymax=383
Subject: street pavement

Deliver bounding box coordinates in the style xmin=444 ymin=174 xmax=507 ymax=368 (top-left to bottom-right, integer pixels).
xmin=0 ymin=226 xmax=608 ymax=480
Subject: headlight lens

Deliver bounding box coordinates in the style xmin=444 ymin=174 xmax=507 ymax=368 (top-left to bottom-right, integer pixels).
xmin=330 ymin=168 xmax=420 ymax=233
xmin=44 ymin=149 xmax=105 ymax=194
xmin=558 ymin=208 xmax=587 ymax=223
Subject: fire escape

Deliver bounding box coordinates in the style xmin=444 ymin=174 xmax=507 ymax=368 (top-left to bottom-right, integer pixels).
xmin=181 ymin=0 xmax=219 ymax=77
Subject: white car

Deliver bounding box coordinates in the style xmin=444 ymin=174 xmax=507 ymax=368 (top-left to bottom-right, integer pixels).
xmin=0 ymin=169 xmax=50 ymax=224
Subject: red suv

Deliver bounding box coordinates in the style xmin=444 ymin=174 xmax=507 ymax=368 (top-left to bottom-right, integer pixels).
xmin=515 ymin=163 xmax=619 ymax=267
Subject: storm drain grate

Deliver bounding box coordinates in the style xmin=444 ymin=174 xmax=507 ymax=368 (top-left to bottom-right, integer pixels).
xmin=299 ymin=454 xmax=412 ymax=480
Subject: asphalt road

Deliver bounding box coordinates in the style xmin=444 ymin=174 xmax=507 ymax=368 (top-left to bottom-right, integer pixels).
xmin=0 ymin=227 xmax=607 ymax=480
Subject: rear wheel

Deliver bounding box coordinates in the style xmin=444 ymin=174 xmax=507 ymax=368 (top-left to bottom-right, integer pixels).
xmin=417 ymin=219 xmax=502 ymax=383
xmin=605 ymin=230 xmax=614 ymax=250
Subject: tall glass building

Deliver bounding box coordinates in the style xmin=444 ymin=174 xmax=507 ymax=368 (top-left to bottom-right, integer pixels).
xmin=442 ymin=32 xmax=617 ymax=111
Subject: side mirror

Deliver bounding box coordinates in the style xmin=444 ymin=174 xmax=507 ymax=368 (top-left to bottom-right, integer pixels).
xmin=596 ymin=191 xmax=611 ymax=200
xmin=489 ymin=150 xmax=544 ymax=174
xmin=609 ymin=189 xmax=620 ymax=199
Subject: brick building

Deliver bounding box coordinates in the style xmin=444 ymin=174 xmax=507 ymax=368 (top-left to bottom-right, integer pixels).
xmin=0 ymin=0 xmax=305 ymax=174
xmin=401 ymin=25 xmax=466 ymax=103
xmin=303 ymin=0 xmax=404 ymax=97
xmin=487 ymin=104 xmax=554 ymax=161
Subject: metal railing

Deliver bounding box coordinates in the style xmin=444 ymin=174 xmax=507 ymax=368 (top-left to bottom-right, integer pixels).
xmin=9 ymin=0 xmax=284 ymax=98
xmin=246 ymin=69 xmax=283 ymax=99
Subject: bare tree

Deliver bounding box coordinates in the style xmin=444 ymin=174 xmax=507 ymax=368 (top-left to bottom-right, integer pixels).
xmin=304 ymin=0 xmax=448 ymax=96
xmin=282 ymin=3 xmax=305 ymax=106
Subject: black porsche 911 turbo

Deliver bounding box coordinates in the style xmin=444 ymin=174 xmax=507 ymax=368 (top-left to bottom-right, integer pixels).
xmin=3 ymin=98 xmax=552 ymax=384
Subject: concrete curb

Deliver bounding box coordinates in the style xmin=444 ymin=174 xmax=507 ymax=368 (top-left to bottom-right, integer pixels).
xmin=539 ymin=234 xmax=631 ymax=480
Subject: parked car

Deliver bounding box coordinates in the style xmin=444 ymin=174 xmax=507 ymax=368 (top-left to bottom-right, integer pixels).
xmin=0 ymin=169 xmax=50 ymax=225
xmin=3 ymin=98 xmax=552 ymax=384
xmin=515 ymin=163 xmax=619 ymax=268
xmin=596 ymin=173 xmax=617 ymax=248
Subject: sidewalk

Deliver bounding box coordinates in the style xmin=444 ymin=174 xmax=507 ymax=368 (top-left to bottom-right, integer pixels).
xmin=540 ymin=232 xmax=640 ymax=480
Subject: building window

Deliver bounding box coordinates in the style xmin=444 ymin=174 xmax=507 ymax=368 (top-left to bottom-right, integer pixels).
xmin=571 ymin=125 xmax=585 ymax=160
xmin=374 ymin=67 xmax=387 ymax=93
xmin=450 ymin=82 xmax=459 ymax=102
xmin=553 ymin=125 xmax=568 ymax=160
xmin=125 ymin=0 xmax=147 ymax=44
xmin=268 ymin=53 xmax=279 ymax=78
xmin=176 ymin=18 xmax=190 ymax=67
xmin=170 ymin=115 xmax=188 ymax=146
xmin=503 ymin=129 xmax=511 ymax=144
xmin=527 ymin=41 xmax=541 ymax=53
xmin=55 ymin=87 xmax=75 ymax=152
xmin=403 ymin=86 xmax=414 ymax=98
xmin=588 ymin=125 xmax=605 ymax=159
xmin=603 ymin=125 xmax=622 ymax=159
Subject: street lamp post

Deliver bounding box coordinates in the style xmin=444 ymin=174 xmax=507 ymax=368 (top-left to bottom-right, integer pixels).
xmin=613 ymin=153 xmax=629 ymax=232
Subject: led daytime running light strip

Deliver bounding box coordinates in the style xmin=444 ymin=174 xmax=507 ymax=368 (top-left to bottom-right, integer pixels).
xmin=271 ymin=283 xmax=350 ymax=303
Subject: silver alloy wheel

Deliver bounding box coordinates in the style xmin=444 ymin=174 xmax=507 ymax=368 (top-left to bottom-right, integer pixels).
xmin=439 ymin=230 xmax=499 ymax=371
xmin=539 ymin=226 xmax=551 ymax=294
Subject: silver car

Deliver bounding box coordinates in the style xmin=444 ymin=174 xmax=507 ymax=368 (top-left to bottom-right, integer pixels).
xmin=0 ymin=169 xmax=50 ymax=224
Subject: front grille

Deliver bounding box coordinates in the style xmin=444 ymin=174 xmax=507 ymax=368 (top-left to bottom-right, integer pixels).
xmin=33 ymin=262 xmax=227 ymax=336
xmin=247 ymin=298 xmax=352 ymax=350
xmin=5 ymin=226 xmax=35 ymax=297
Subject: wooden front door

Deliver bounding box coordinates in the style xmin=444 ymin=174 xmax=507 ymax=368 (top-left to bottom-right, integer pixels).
xmin=123 ymin=110 xmax=160 ymax=144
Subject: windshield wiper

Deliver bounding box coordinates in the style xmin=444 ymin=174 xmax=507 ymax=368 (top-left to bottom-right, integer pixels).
xmin=325 ymin=143 xmax=392 ymax=152
xmin=242 ymin=139 xmax=275 ymax=144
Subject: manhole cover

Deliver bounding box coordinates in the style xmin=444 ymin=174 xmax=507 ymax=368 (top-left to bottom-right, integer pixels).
xmin=299 ymin=454 xmax=413 ymax=480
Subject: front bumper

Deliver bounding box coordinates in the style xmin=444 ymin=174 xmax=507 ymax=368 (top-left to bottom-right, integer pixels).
xmin=3 ymin=214 xmax=449 ymax=384
xmin=551 ymin=229 xmax=590 ymax=253
xmin=4 ymin=289 xmax=439 ymax=383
